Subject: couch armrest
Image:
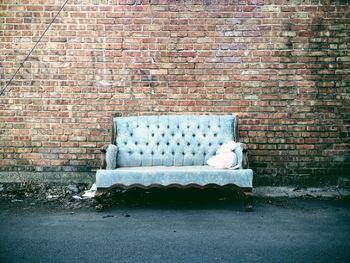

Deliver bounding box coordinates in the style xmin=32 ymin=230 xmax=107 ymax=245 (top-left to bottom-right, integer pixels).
xmin=233 ymin=142 xmax=249 ymax=169
xmin=242 ymin=143 xmax=249 ymax=169
xmin=100 ymin=144 xmax=118 ymax=170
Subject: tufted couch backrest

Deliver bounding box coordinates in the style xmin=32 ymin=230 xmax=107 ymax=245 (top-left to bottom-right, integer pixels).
xmin=114 ymin=115 xmax=237 ymax=167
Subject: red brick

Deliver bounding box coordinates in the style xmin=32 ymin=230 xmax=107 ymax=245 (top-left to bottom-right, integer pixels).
xmin=0 ymin=0 xmax=348 ymax=181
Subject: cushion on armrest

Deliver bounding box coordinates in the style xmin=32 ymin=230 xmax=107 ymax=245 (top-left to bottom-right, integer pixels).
xmin=106 ymin=144 xmax=118 ymax=170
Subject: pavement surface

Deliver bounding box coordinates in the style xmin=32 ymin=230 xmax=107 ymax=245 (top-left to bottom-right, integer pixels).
xmin=0 ymin=196 xmax=349 ymax=263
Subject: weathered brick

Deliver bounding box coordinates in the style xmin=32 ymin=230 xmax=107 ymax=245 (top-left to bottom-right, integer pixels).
xmin=0 ymin=0 xmax=348 ymax=183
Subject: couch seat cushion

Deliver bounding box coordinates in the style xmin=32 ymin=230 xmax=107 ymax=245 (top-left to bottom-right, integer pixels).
xmin=96 ymin=166 xmax=253 ymax=189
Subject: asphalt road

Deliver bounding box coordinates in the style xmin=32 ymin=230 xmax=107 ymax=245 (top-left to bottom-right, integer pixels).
xmin=0 ymin=198 xmax=349 ymax=263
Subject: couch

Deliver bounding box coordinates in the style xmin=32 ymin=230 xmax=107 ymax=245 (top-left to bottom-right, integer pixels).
xmin=96 ymin=114 xmax=253 ymax=210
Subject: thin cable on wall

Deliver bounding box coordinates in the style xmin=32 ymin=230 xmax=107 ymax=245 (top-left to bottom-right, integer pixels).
xmin=0 ymin=0 xmax=70 ymax=96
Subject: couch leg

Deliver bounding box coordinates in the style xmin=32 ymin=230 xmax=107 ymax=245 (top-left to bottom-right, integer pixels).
xmin=242 ymin=189 xmax=253 ymax=212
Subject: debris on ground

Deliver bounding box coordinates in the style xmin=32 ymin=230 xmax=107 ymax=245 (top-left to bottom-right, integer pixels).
xmin=293 ymin=187 xmax=307 ymax=192
xmin=2 ymin=183 xmax=348 ymax=211
xmin=82 ymin=184 xmax=97 ymax=198
xmin=102 ymin=215 xmax=115 ymax=219
xmin=11 ymin=199 xmax=24 ymax=203
xmin=47 ymin=194 xmax=59 ymax=200
xmin=0 ymin=182 xmax=97 ymax=209
xmin=0 ymin=183 xmax=243 ymax=211
xmin=66 ymin=184 xmax=79 ymax=194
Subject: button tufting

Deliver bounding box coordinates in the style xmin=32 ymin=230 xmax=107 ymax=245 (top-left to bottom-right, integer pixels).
xmin=114 ymin=116 xmax=236 ymax=167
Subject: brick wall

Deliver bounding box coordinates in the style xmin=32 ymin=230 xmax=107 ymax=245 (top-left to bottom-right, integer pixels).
xmin=0 ymin=0 xmax=349 ymax=185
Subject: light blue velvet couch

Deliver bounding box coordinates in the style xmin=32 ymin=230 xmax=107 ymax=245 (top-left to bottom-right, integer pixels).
xmin=96 ymin=115 xmax=253 ymax=210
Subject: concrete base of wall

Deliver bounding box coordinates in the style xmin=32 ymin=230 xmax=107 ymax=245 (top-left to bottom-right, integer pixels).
xmin=0 ymin=172 xmax=95 ymax=184
xmin=253 ymin=186 xmax=350 ymax=199
xmin=254 ymin=174 xmax=350 ymax=188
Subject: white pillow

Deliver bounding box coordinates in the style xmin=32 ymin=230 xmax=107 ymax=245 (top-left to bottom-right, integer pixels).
xmin=216 ymin=140 xmax=237 ymax=155
xmin=207 ymin=152 xmax=237 ymax=169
